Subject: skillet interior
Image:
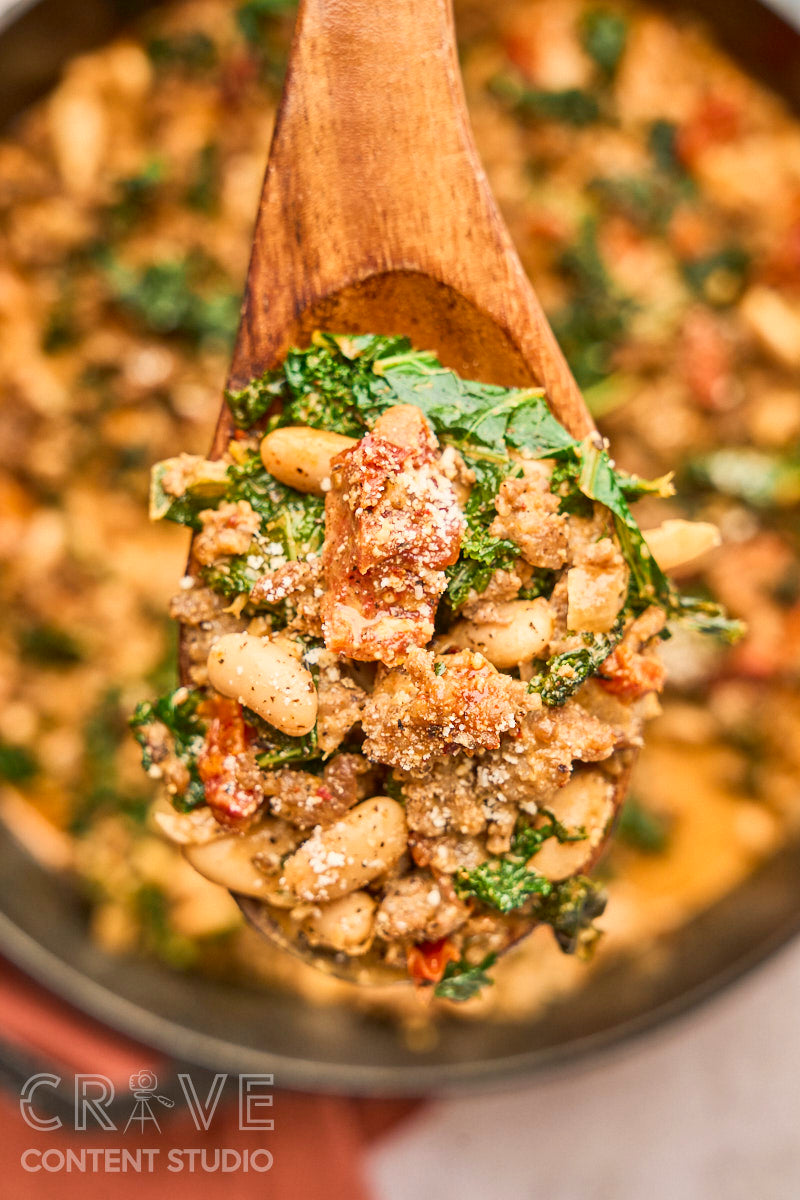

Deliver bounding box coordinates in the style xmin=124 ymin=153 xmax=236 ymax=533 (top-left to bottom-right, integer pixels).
xmin=1 ymin=0 xmax=799 ymax=1094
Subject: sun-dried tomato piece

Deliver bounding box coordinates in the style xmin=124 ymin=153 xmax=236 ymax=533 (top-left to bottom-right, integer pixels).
xmin=198 ymin=696 xmax=264 ymax=827
xmin=406 ymin=937 xmax=459 ymax=986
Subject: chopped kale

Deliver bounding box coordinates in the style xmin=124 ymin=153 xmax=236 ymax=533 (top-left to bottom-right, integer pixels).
xmin=515 ymin=87 xmax=601 ymax=127
xmin=147 ymin=31 xmax=218 ymax=73
xmin=107 ymin=158 xmax=165 ymax=231
xmin=246 ymin=688 xmax=321 ymax=769
xmin=150 ymin=457 xmax=228 ymax=530
xmin=454 ymin=855 xmax=552 ymax=914
xmin=236 ymin=0 xmax=296 ymax=44
xmin=130 ymin=687 xmax=207 ymax=811
xmin=488 ymin=72 xmax=600 ymax=127
xmin=682 ymin=245 xmax=750 ymax=307
xmin=550 ymin=218 xmax=637 ymax=388
xmin=454 ymin=817 xmax=584 ymax=913
xmin=225 ymin=454 xmax=325 ymax=559
xmin=42 ymin=284 xmax=78 ymax=353
xmin=529 ymin=623 xmax=624 ymax=707
xmin=226 ymin=333 xmax=407 ymax=432
xmin=587 ymin=173 xmax=677 ymax=232
xmin=443 ymin=459 xmax=520 ymax=615
xmin=648 ymin=119 xmax=685 ymax=176
xmin=575 ymin=437 xmax=672 ymax=610
xmin=580 ymin=9 xmax=628 ymax=76
xmin=669 ymin=595 xmax=745 ymax=644
xmin=73 ymin=689 xmax=152 ymax=833
xmin=185 ymin=144 xmax=219 ymax=212
xmin=687 ymin=447 xmax=800 ymax=509
xmin=0 ymin=740 xmax=38 ymax=784
xmin=253 ymin=723 xmax=320 ymax=769
xmin=534 ymin=875 xmax=607 ymax=956
xmin=514 ymin=812 xmax=588 ymax=856
xmin=18 ymin=623 xmax=84 ymax=666
xmin=201 ymin=555 xmax=264 ymax=600
xmin=434 ymin=953 xmax=497 ymax=1001
xmin=617 ymin=796 xmax=671 ymax=854
xmin=151 ymin=450 xmax=324 ymax=567
xmin=614 ymin=469 xmax=675 ymax=502
xmin=102 ymin=253 xmax=239 ymax=348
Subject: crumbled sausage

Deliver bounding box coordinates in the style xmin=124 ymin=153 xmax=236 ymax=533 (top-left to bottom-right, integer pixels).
xmin=263 ymin=753 xmax=374 ymax=829
xmin=193 ymin=500 xmax=260 ymax=566
xmin=376 ymin=872 xmax=470 ymax=942
xmin=490 ymin=461 xmax=568 ymax=569
xmin=362 ymin=646 xmax=531 ymax=772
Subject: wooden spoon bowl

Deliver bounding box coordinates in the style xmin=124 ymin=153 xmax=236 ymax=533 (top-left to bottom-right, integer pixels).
xmin=180 ymin=0 xmax=632 ymax=984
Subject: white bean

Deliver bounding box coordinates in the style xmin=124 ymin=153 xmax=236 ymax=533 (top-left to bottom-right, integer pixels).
xmin=301 ymin=891 xmax=377 ymax=954
xmin=183 ymin=819 xmax=300 ymax=903
xmin=444 ymin=598 xmax=553 ymax=668
xmin=207 ymin=632 xmax=317 ymax=735
xmin=643 ymin=520 xmax=721 ymax=572
xmin=152 ymin=801 xmax=221 ymax=846
xmin=260 ymin=426 xmax=357 ymax=494
xmin=532 ymin=770 xmax=615 ymax=881
xmin=281 ymin=796 xmax=407 ymax=902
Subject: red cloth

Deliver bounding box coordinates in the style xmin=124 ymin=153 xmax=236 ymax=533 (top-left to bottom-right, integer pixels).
xmin=0 ymin=959 xmax=421 ymax=1200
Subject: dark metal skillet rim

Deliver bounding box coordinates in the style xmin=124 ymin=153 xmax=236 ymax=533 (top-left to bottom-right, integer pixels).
xmin=0 ymin=0 xmax=799 ymax=1095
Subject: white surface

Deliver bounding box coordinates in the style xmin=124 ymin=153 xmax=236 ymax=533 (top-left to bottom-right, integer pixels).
xmin=367 ymin=939 xmax=800 ymax=1200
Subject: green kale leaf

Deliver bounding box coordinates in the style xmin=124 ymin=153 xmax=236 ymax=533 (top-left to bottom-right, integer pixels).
xmin=454 ymin=816 xmax=585 ymax=913
xmin=434 ymin=953 xmax=497 ymax=1001
xmin=681 ymin=245 xmax=750 ymax=307
xmin=528 ymin=624 xmax=624 ymax=707
xmin=454 ymin=855 xmax=552 ymax=914
xmin=201 ymin=555 xmax=264 ymax=600
xmin=18 ymin=623 xmax=84 ymax=667
xmin=149 ymin=457 xmax=229 ymax=530
xmin=617 ymin=796 xmax=672 ymax=854
xmin=550 ymin=218 xmax=637 ymax=389
xmin=186 ymin=144 xmax=219 ymax=212
xmin=489 ymin=74 xmax=600 ymax=127
xmin=443 ymin=459 xmax=520 ymax=615
xmin=147 ymin=31 xmax=218 ymax=73
xmin=687 ymin=447 xmax=800 ymax=509
xmin=102 ymin=253 xmax=239 ymax=348
xmin=580 ymin=9 xmax=628 ymax=76
xmin=534 ymin=875 xmax=607 ymax=957
xmin=669 ymin=595 xmax=745 ymax=644
xmin=129 ymin=688 xmax=207 ymax=811
xmin=0 ymin=740 xmax=38 ymax=784
xmin=151 ymin=451 xmax=324 ymax=567
xmin=226 ymin=454 xmax=325 ymax=560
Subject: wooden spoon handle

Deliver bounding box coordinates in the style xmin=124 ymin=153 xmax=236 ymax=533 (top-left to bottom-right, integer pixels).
xmin=229 ymin=0 xmax=593 ymax=438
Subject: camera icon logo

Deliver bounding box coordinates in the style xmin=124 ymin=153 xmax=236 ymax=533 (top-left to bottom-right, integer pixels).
xmin=124 ymin=1071 xmax=175 ymax=1132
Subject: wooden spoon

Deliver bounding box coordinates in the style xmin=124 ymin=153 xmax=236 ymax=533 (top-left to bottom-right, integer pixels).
xmin=183 ymin=0 xmax=633 ymax=983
